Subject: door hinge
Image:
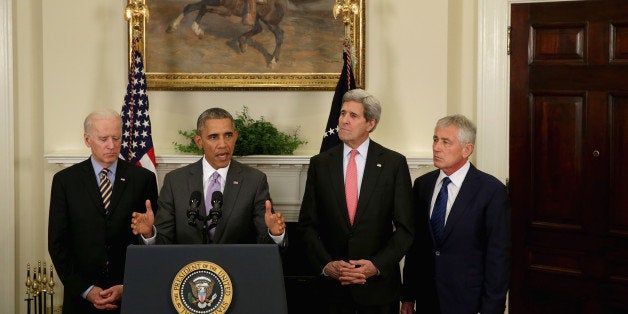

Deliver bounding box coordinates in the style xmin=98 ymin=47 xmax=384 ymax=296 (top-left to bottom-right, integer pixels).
xmin=507 ymin=26 xmax=512 ymax=55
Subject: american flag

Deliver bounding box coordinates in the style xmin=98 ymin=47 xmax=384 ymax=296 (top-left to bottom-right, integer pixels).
xmin=121 ymin=48 xmax=157 ymax=175
xmin=320 ymin=42 xmax=356 ymax=153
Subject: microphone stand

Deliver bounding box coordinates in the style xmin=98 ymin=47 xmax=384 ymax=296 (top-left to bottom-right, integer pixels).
xmin=199 ymin=214 xmax=219 ymax=244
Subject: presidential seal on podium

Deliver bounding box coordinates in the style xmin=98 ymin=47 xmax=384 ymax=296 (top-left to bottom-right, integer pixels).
xmin=171 ymin=261 xmax=233 ymax=314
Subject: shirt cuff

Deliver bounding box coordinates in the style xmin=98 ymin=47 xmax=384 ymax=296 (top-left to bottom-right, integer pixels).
xmin=141 ymin=226 xmax=157 ymax=245
xmin=268 ymin=229 xmax=285 ymax=244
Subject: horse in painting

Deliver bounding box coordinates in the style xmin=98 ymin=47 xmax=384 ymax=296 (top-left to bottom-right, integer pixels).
xmin=166 ymin=0 xmax=287 ymax=66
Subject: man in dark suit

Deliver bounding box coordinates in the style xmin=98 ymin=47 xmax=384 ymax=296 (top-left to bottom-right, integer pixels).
xmin=297 ymin=89 xmax=414 ymax=313
xmin=48 ymin=109 xmax=158 ymax=313
xmin=131 ymin=107 xmax=286 ymax=245
xmin=401 ymin=114 xmax=510 ymax=314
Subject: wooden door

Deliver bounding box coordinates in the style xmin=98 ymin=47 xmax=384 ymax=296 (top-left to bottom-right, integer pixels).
xmin=509 ymin=1 xmax=628 ymax=313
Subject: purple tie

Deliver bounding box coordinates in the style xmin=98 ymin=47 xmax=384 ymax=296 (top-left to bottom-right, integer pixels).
xmin=206 ymin=172 xmax=221 ymax=238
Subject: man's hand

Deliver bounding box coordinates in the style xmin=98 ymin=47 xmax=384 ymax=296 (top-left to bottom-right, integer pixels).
xmin=264 ymin=200 xmax=285 ymax=236
xmin=86 ymin=285 xmax=122 ymax=310
xmin=131 ymin=199 xmax=154 ymax=238
xmin=323 ymin=260 xmax=354 ymax=281
xmin=400 ymin=301 xmax=416 ymax=314
xmin=338 ymin=259 xmax=378 ymax=285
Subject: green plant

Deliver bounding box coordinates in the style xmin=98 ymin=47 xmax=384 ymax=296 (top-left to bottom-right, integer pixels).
xmin=173 ymin=106 xmax=307 ymax=156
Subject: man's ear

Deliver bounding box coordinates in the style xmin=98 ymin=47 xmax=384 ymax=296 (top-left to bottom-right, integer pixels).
xmin=462 ymin=143 xmax=474 ymax=158
xmin=193 ymin=133 xmax=202 ymax=149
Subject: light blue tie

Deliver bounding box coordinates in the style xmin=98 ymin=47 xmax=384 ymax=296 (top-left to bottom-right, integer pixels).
xmin=430 ymin=177 xmax=451 ymax=244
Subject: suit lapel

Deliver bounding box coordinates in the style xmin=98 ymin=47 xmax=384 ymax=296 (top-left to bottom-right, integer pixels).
xmin=79 ymin=158 xmax=108 ymax=217
xmin=442 ymin=165 xmax=480 ymax=242
xmin=354 ymin=141 xmax=384 ymax=225
xmin=327 ymin=145 xmax=350 ymax=226
xmin=424 ymin=171 xmax=440 ymax=244
xmin=215 ymin=160 xmax=243 ymax=241
xmin=109 ymin=159 xmax=128 ymax=214
xmin=188 ymin=159 xmax=205 ymax=212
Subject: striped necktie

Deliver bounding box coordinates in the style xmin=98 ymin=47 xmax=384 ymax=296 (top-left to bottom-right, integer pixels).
xmin=99 ymin=168 xmax=112 ymax=214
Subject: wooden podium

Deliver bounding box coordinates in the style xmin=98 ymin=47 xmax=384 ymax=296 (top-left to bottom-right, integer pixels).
xmin=121 ymin=244 xmax=287 ymax=314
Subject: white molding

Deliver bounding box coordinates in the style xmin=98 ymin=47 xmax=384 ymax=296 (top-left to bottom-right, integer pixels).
xmin=0 ymin=0 xmax=14 ymax=311
xmin=477 ymin=0 xmax=511 ymax=183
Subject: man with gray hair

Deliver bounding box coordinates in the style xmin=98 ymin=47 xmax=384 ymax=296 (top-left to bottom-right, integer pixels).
xmin=298 ymin=89 xmax=414 ymax=313
xmin=401 ymin=114 xmax=510 ymax=314
xmin=48 ymin=109 xmax=158 ymax=313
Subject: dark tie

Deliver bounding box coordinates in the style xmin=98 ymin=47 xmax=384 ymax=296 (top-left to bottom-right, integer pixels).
xmin=206 ymin=172 xmax=221 ymax=238
xmin=345 ymin=149 xmax=358 ymax=225
xmin=99 ymin=168 xmax=112 ymax=214
xmin=430 ymin=177 xmax=451 ymax=244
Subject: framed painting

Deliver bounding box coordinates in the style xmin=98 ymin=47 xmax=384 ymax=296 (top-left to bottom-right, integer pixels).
xmin=127 ymin=0 xmax=365 ymax=90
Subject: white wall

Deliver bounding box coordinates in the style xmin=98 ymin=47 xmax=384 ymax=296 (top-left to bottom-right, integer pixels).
xmin=8 ymin=0 xmax=482 ymax=312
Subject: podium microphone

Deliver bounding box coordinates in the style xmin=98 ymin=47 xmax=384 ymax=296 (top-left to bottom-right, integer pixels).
xmin=187 ymin=191 xmax=202 ymax=226
xmin=209 ymin=191 xmax=223 ymax=226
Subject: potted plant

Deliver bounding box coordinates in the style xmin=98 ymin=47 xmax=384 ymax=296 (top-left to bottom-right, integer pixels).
xmin=173 ymin=106 xmax=307 ymax=156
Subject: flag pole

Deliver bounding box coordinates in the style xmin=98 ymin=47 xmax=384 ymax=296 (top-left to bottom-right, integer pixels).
xmin=320 ymin=1 xmax=360 ymax=153
xmin=122 ymin=0 xmax=158 ymax=178
xmin=125 ymin=0 xmax=149 ymax=71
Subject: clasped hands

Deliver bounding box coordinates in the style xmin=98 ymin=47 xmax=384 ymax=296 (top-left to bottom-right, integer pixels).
xmin=86 ymin=284 xmax=123 ymax=310
xmin=324 ymin=260 xmax=378 ymax=285
xmin=131 ymin=199 xmax=285 ymax=237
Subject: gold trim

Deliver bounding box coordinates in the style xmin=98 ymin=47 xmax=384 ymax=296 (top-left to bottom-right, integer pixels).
xmin=171 ymin=261 xmax=233 ymax=314
xmin=126 ymin=0 xmax=365 ymax=90
xmin=125 ymin=0 xmax=148 ymax=69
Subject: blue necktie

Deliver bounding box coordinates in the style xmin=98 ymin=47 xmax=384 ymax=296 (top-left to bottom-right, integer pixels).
xmin=431 ymin=177 xmax=451 ymax=244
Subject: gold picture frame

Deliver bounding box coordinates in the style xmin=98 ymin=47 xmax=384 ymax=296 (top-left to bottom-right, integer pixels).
xmin=126 ymin=0 xmax=365 ymax=90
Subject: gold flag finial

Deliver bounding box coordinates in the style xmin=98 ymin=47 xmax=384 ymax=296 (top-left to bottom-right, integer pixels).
xmin=333 ymin=0 xmax=359 ymax=40
xmin=125 ymin=0 xmax=149 ymax=66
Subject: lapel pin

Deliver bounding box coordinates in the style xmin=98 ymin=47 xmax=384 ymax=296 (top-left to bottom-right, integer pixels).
xmin=233 ymin=181 xmax=239 ymax=185
xmin=120 ymin=177 xmax=126 ymax=182
xmin=377 ymin=164 xmax=382 ymax=168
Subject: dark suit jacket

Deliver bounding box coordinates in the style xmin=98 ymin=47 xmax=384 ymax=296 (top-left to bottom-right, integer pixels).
xmin=154 ymin=158 xmax=275 ymax=244
xmin=297 ymin=141 xmax=414 ymax=306
xmin=402 ymin=165 xmax=510 ymax=314
xmin=48 ymin=158 xmax=158 ymax=314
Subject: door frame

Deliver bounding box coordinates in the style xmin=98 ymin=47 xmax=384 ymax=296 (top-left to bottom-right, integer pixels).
xmin=0 ymin=0 xmax=14 ymax=312
xmin=476 ymin=0 xmax=579 ymax=183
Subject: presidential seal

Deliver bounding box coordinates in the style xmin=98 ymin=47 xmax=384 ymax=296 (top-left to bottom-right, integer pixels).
xmin=171 ymin=261 xmax=233 ymax=314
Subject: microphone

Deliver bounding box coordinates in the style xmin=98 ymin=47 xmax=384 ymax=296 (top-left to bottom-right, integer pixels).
xmin=187 ymin=191 xmax=203 ymax=226
xmin=208 ymin=191 xmax=223 ymax=226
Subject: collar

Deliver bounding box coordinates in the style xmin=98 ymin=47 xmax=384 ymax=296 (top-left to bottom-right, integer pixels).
xmin=343 ymin=137 xmax=370 ymax=158
xmin=202 ymin=156 xmax=230 ymax=182
xmin=438 ymin=160 xmax=470 ymax=187
xmin=90 ymin=156 xmax=118 ymax=177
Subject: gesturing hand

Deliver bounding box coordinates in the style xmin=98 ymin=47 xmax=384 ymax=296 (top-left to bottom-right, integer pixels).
xmin=264 ymin=200 xmax=285 ymax=236
xmin=131 ymin=199 xmax=154 ymax=238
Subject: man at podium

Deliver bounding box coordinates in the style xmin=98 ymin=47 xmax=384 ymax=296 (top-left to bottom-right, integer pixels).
xmin=131 ymin=108 xmax=286 ymax=245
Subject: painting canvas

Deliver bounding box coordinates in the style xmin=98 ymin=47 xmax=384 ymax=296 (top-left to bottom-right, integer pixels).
xmin=140 ymin=0 xmax=365 ymax=90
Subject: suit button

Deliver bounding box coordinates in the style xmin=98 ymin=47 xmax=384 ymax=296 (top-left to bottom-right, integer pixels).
xmin=435 ymin=251 xmax=440 ymax=256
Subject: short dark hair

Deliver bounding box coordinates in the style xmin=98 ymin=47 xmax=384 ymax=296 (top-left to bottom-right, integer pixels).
xmin=196 ymin=108 xmax=235 ymax=134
